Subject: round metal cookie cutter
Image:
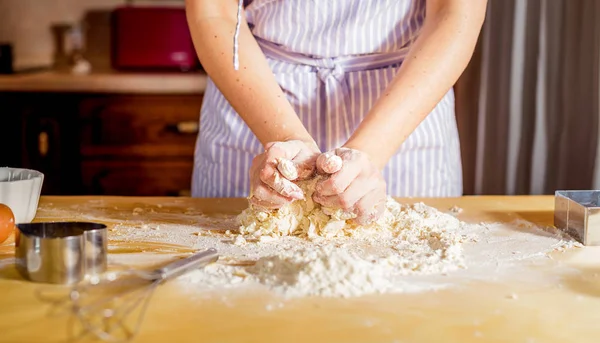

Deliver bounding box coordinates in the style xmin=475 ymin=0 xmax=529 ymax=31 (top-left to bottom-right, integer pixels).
xmin=15 ymin=222 xmax=108 ymax=284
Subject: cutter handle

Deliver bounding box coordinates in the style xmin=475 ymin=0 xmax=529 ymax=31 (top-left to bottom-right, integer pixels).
xmin=154 ymin=248 xmax=218 ymax=281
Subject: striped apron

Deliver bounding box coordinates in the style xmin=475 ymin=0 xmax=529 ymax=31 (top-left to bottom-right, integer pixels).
xmin=192 ymin=0 xmax=463 ymax=198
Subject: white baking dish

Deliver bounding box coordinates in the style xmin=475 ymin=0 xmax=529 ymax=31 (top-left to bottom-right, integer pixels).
xmin=0 ymin=168 xmax=44 ymax=223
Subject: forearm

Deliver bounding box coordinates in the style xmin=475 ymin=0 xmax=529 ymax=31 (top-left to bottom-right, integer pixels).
xmin=185 ymin=0 xmax=314 ymax=147
xmin=344 ymin=0 xmax=487 ymax=169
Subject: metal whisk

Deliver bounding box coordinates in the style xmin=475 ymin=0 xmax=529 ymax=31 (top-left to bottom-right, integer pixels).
xmin=68 ymin=248 xmax=219 ymax=342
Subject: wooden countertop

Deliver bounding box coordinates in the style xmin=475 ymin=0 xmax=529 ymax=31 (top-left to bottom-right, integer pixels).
xmin=0 ymin=71 xmax=208 ymax=94
xmin=0 ymin=195 xmax=599 ymax=343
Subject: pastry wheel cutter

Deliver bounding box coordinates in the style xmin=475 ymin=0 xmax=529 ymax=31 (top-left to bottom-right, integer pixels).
xmin=554 ymin=190 xmax=600 ymax=245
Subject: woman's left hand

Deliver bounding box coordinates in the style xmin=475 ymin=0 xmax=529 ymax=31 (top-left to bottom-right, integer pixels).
xmin=313 ymin=148 xmax=387 ymax=225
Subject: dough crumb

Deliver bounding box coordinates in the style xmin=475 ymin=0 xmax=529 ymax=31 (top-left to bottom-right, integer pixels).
xmin=449 ymin=205 xmax=463 ymax=214
xmin=233 ymin=235 xmax=247 ymax=246
xmin=259 ymin=236 xmax=276 ymax=243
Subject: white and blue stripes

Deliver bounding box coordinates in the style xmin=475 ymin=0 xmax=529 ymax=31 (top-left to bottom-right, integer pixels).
xmin=192 ymin=0 xmax=462 ymax=198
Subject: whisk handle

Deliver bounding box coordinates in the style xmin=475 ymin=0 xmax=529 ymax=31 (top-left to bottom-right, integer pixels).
xmin=154 ymin=248 xmax=219 ymax=281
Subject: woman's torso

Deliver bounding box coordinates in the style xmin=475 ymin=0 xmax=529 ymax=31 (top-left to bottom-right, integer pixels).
xmin=245 ymin=0 xmax=426 ymax=57
xmin=193 ymin=0 xmax=463 ymax=198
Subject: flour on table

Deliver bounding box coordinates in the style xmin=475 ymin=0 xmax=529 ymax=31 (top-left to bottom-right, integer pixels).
xmin=178 ymin=212 xmax=581 ymax=299
xmin=181 ymin=178 xmax=472 ymax=298
xmin=32 ymin=190 xmax=583 ymax=300
xmin=178 ymin=178 xmax=582 ymax=298
xmin=246 ymin=246 xmax=397 ymax=298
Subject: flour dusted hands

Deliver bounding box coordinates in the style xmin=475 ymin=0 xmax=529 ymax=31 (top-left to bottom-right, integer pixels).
xmin=313 ymin=148 xmax=387 ymax=225
xmin=249 ymin=140 xmax=320 ymax=209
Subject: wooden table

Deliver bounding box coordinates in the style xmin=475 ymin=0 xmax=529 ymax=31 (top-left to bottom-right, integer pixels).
xmin=0 ymin=196 xmax=599 ymax=343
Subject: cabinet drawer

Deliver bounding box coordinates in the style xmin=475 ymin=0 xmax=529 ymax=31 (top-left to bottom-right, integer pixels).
xmin=79 ymin=95 xmax=202 ymax=154
xmin=81 ymin=160 xmax=193 ymax=196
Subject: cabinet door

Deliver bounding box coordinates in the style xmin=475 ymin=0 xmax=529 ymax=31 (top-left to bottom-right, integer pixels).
xmin=17 ymin=93 xmax=81 ymax=195
xmin=81 ymin=160 xmax=193 ymax=196
xmin=79 ymin=95 xmax=201 ymax=158
xmin=0 ymin=93 xmax=22 ymax=167
xmin=78 ymin=94 xmax=202 ymax=196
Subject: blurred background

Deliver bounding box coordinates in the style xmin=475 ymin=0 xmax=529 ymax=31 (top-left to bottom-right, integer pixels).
xmin=0 ymin=0 xmax=598 ymax=197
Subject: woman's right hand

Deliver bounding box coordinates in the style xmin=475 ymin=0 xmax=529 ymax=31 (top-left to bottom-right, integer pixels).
xmin=249 ymin=140 xmax=320 ymax=210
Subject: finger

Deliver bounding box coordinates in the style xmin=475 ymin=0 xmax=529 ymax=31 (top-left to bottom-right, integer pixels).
xmin=250 ymin=184 xmax=293 ymax=209
xmin=265 ymin=141 xmax=303 ymax=163
xmin=352 ymin=187 xmax=386 ymax=225
xmin=276 ymin=158 xmax=299 ymax=180
xmin=254 ymin=144 xmax=304 ymax=198
xmin=315 ymin=161 xmax=362 ymax=197
xmin=267 ymin=141 xmax=319 ymax=180
xmin=272 ymin=142 xmax=316 ymax=180
xmin=265 ymin=142 xmax=304 ymax=183
xmin=316 ymin=152 xmax=343 ymax=174
xmin=314 ymin=176 xmax=377 ymax=210
xmin=260 ymin=165 xmax=304 ymax=199
xmin=276 ymin=156 xmax=317 ymax=181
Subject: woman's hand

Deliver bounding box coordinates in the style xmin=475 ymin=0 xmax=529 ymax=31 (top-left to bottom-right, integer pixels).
xmin=313 ymin=148 xmax=387 ymax=225
xmin=249 ymin=140 xmax=320 ymax=209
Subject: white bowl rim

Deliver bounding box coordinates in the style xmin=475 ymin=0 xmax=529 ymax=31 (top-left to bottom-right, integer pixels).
xmin=0 ymin=167 xmax=44 ymax=183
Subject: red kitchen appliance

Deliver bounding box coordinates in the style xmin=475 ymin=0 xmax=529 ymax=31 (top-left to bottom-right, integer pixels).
xmin=111 ymin=6 xmax=199 ymax=71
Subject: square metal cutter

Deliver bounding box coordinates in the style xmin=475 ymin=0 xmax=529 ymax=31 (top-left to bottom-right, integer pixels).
xmin=554 ymin=190 xmax=600 ymax=245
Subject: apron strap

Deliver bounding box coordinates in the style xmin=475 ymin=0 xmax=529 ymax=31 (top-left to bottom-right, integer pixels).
xmin=256 ymin=37 xmax=409 ymax=82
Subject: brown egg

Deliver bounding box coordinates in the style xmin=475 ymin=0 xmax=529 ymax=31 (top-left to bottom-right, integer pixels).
xmin=0 ymin=203 xmax=16 ymax=244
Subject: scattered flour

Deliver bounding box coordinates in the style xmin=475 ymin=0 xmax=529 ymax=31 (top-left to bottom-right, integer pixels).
xmin=31 ymin=193 xmax=583 ymax=300
xmin=246 ymin=246 xmax=396 ymax=298
xmin=178 ymin=179 xmax=581 ymax=298
xmin=177 ymin=213 xmax=581 ymax=299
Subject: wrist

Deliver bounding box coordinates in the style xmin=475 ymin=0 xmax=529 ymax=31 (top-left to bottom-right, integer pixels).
xmin=264 ymin=134 xmax=319 ymax=152
xmin=342 ymin=139 xmax=387 ymax=171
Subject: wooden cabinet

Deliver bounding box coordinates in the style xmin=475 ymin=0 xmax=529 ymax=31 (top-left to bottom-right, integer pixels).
xmin=78 ymin=95 xmax=202 ymax=196
xmin=80 ymin=160 xmax=193 ymax=196
xmin=4 ymin=92 xmax=203 ymax=196
xmin=79 ymin=96 xmax=200 ymax=151
xmin=1 ymin=93 xmax=82 ymax=195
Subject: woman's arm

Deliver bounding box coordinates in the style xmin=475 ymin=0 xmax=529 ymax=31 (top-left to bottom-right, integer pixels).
xmin=343 ymin=0 xmax=488 ymax=169
xmin=186 ymin=0 xmax=320 ymax=207
xmin=313 ymin=0 xmax=487 ymax=223
xmin=185 ymin=0 xmax=314 ymax=147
